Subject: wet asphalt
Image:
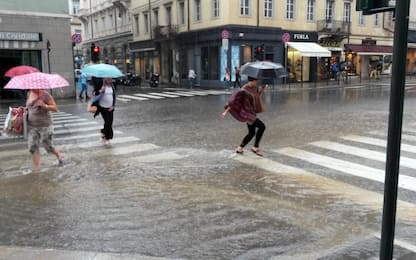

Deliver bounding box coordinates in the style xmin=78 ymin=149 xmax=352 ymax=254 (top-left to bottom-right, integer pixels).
xmin=1 ymin=77 xmax=416 ymax=259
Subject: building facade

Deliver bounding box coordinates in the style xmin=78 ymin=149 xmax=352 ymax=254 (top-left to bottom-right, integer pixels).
xmin=78 ymin=0 xmax=133 ymax=72
xmin=128 ymin=0 xmax=404 ymax=86
xmin=0 ymin=0 xmax=75 ymax=98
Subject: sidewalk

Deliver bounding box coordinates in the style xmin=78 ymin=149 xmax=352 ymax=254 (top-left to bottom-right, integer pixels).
xmin=0 ymin=245 xmax=181 ymax=260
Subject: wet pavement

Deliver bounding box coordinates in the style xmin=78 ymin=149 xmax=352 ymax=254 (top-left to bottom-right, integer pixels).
xmin=1 ymin=77 xmax=416 ymax=259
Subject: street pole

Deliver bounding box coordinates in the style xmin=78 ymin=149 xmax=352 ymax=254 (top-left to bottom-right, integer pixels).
xmin=380 ymin=1 xmax=410 ymax=259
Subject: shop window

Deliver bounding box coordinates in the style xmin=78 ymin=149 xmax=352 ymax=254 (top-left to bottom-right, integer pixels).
xmin=201 ymin=46 xmax=219 ymax=80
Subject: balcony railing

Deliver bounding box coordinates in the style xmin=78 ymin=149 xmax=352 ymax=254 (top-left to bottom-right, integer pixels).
xmin=317 ymin=20 xmax=349 ymax=35
xmin=153 ymin=25 xmax=178 ymax=41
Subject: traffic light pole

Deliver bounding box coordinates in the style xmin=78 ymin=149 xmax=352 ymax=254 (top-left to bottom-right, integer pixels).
xmin=380 ymin=0 xmax=410 ymax=259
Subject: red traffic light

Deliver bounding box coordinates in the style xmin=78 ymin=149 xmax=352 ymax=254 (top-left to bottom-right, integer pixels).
xmin=93 ymin=46 xmax=100 ymax=53
xmin=256 ymin=47 xmax=261 ymax=53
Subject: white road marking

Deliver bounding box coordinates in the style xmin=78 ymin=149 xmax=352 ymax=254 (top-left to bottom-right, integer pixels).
xmin=133 ymin=93 xmax=165 ymax=99
xmin=342 ymin=135 xmax=416 ymax=154
xmin=311 ymin=140 xmax=416 ymax=169
xmin=118 ymin=94 xmax=149 ymax=101
xmin=148 ymin=92 xmax=180 ymax=98
xmin=131 ymin=151 xmax=184 ymax=163
xmin=274 ymin=147 xmax=416 ymax=192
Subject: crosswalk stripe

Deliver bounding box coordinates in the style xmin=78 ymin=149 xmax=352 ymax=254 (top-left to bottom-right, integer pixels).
xmin=369 ymin=130 xmax=416 ymax=142
xmin=133 ymin=93 xmax=165 ymax=99
xmin=162 ymin=91 xmax=194 ymax=97
xmin=118 ymin=94 xmax=148 ymax=101
xmin=342 ymin=135 xmax=416 ymax=154
xmin=148 ymin=92 xmax=180 ymax=98
xmin=0 ymin=136 xmax=141 ymax=159
xmin=54 ymin=125 xmax=103 ymax=135
xmin=116 ymin=97 xmax=132 ymax=102
xmin=52 ymin=116 xmax=87 ymax=122
xmin=177 ymin=91 xmax=209 ymax=96
xmin=74 ymin=136 xmax=140 ymax=149
xmin=54 ymin=121 xmax=98 ymax=128
xmin=108 ymin=143 xmax=159 ymax=155
xmin=274 ymin=147 xmax=416 ymax=192
xmin=131 ymin=151 xmax=184 ymax=163
xmin=234 ymin=154 xmax=310 ymax=175
xmin=205 ymin=90 xmax=231 ymax=95
xmin=53 ymin=118 xmax=88 ymax=123
xmin=311 ymin=141 xmax=416 ymax=170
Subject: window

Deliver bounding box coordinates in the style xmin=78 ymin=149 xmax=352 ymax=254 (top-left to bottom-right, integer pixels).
xmin=358 ymin=11 xmax=365 ymax=25
xmin=286 ymin=0 xmax=294 ymax=20
xmin=179 ymin=1 xmax=185 ymax=24
xmin=325 ymin=0 xmax=334 ymax=22
xmin=143 ymin=13 xmax=149 ymax=33
xmin=195 ymin=0 xmax=201 ymax=21
xmin=134 ymin=14 xmax=139 ymax=34
xmin=240 ymin=0 xmax=250 ymax=16
xmin=165 ymin=5 xmax=172 ymax=26
xmin=264 ymin=0 xmax=273 ymax=18
xmin=306 ymin=0 xmax=315 ymax=21
xmin=153 ymin=9 xmax=159 ymax=26
xmin=213 ymin=0 xmax=220 ymax=17
xmin=343 ymin=2 xmax=351 ymax=23
xmin=374 ymin=13 xmax=380 ymax=26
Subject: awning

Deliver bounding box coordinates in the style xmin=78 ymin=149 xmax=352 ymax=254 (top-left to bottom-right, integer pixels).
xmin=345 ymin=44 xmax=392 ymax=55
xmin=287 ymin=42 xmax=331 ymax=57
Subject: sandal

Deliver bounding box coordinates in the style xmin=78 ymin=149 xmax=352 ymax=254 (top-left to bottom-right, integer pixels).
xmin=235 ymin=147 xmax=244 ymax=154
xmin=251 ymin=147 xmax=263 ymax=157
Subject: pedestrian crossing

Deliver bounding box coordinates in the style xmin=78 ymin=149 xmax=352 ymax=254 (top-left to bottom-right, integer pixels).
xmin=233 ymin=124 xmax=416 ymax=197
xmin=2 ymin=109 xmax=416 ymax=201
xmin=0 ymin=111 xmax=187 ymax=177
xmin=116 ymin=89 xmax=231 ymax=103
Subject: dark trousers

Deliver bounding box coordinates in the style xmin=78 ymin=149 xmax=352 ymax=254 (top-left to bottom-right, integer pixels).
xmin=100 ymin=107 xmax=114 ymax=140
xmin=240 ymin=118 xmax=266 ymax=148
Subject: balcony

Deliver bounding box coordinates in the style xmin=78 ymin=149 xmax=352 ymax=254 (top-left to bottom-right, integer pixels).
xmin=112 ymin=0 xmax=130 ymax=9
xmin=317 ymin=20 xmax=349 ymax=36
xmin=153 ymin=25 xmax=178 ymax=41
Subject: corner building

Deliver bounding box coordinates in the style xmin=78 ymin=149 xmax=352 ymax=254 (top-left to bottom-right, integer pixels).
xmin=0 ymin=0 xmax=75 ymax=98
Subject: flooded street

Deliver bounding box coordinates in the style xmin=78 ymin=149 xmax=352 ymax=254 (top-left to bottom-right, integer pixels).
xmin=1 ymin=83 xmax=416 ymax=259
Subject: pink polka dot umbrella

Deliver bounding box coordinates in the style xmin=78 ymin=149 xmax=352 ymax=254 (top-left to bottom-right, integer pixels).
xmin=4 ymin=72 xmax=70 ymax=90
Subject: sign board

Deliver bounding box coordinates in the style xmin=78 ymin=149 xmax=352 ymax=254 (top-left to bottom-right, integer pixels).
xmin=0 ymin=31 xmax=41 ymax=41
xmin=71 ymin=33 xmax=82 ymax=44
xmin=282 ymin=32 xmax=291 ymax=43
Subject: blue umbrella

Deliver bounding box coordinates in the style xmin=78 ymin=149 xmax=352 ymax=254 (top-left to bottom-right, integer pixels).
xmin=81 ymin=63 xmax=124 ymax=78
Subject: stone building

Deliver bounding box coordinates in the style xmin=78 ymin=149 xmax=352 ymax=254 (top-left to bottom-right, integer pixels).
xmin=0 ymin=0 xmax=75 ymax=98
xmin=78 ymin=0 xmax=133 ymax=73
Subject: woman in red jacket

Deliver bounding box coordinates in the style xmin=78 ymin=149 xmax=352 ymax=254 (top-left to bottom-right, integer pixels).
xmin=221 ymin=76 xmax=266 ymax=156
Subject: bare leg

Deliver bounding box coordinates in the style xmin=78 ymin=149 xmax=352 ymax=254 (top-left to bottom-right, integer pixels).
xmin=32 ymin=152 xmax=41 ymax=172
xmin=52 ymin=148 xmax=64 ymax=165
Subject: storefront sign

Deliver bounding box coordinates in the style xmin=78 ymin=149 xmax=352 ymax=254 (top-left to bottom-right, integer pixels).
xmin=293 ymin=33 xmax=310 ymax=40
xmin=0 ymin=31 xmax=41 ymax=41
xmin=284 ymin=31 xmax=318 ymax=42
xmin=319 ymin=38 xmax=341 ymax=48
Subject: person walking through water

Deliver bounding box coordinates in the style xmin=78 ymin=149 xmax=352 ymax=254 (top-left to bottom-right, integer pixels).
xmin=221 ymin=76 xmax=266 ymax=156
xmin=234 ymin=66 xmax=241 ymax=88
xmin=78 ymin=72 xmax=89 ymax=100
xmin=94 ymin=78 xmax=116 ymax=144
xmin=26 ymin=89 xmax=64 ymax=172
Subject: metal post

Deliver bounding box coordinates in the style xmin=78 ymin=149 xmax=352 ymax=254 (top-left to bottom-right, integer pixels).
xmin=46 ymin=40 xmax=51 ymax=73
xmin=380 ymin=1 xmax=410 ymax=259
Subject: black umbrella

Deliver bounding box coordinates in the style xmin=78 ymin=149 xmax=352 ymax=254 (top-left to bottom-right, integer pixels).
xmin=240 ymin=61 xmax=287 ymax=79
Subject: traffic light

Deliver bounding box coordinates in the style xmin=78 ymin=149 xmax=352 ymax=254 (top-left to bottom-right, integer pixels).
xmin=356 ymin=0 xmax=393 ymax=15
xmin=90 ymin=43 xmax=100 ymax=63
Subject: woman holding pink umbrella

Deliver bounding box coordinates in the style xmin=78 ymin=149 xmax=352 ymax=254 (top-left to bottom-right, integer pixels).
xmin=26 ymin=88 xmax=64 ymax=172
xmin=4 ymin=72 xmax=69 ymax=172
